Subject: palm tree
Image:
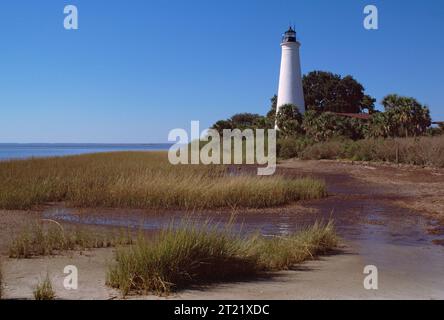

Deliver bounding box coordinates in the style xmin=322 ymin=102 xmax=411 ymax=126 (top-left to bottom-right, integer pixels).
xmin=380 ymin=94 xmax=431 ymax=138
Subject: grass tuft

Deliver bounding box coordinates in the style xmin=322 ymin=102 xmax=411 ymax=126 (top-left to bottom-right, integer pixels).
xmin=33 ymin=274 xmax=55 ymax=300
xmin=9 ymin=223 xmax=132 ymax=259
xmin=106 ymin=219 xmax=338 ymax=296
xmin=247 ymin=220 xmax=338 ymax=270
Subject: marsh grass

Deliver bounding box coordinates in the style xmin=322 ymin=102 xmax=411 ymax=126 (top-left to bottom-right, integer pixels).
xmin=106 ymin=220 xmax=338 ymax=296
xmin=247 ymin=220 xmax=338 ymax=270
xmin=0 ymin=152 xmax=326 ymax=210
xmin=33 ymin=274 xmax=55 ymax=300
xmin=9 ymin=222 xmax=133 ymax=259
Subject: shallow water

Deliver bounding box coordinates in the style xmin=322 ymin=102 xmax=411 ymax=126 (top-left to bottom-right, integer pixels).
xmin=44 ymin=200 xmax=435 ymax=247
xmin=43 ymin=169 xmax=441 ymax=248
xmin=0 ymin=143 xmax=171 ymax=160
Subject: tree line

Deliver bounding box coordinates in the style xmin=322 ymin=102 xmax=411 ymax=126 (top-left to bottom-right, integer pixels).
xmin=212 ymin=71 xmax=435 ymax=141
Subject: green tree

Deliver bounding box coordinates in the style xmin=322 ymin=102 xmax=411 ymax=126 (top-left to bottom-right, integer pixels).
xmin=229 ymin=113 xmax=264 ymax=129
xmin=381 ymin=94 xmax=431 ymax=137
xmin=361 ymin=95 xmax=377 ymax=114
xmin=276 ymin=104 xmax=304 ymax=137
xmin=211 ymin=113 xmax=270 ymax=134
xmin=303 ymin=71 xmax=375 ymax=113
xmin=266 ymin=95 xmax=278 ymax=124
xmin=212 ymin=120 xmax=233 ymax=135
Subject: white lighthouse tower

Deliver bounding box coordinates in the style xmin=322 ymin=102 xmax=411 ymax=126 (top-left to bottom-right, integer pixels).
xmin=276 ymin=27 xmax=305 ymax=126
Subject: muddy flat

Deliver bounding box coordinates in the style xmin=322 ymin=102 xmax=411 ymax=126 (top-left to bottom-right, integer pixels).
xmin=1 ymin=160 xmax=444 ymax=300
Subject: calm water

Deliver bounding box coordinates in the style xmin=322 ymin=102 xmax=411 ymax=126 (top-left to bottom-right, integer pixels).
xmin=0 ymin=143 xmax=172 ymax=160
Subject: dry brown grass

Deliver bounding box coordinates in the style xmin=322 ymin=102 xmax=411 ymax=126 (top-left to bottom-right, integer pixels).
xmin=301 ymin=136 xmax=444 ymax=167
xmin=0 ymin=152 xmax=326 ymax=210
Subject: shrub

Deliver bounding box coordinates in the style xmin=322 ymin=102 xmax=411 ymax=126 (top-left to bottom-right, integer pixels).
xmin=277 ymin=137 xmax=315 ymax=159
xmin=299 ymin=136 xmax=444 ymax=167
xmin=302 ymin=111 xmax=366 ymax=142
xmin=301 ymin=140 xmax=346 ymax=160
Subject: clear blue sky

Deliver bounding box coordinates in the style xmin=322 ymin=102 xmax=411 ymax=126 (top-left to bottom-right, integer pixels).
xmin=0 ymin=0 xmax=443 ymax=143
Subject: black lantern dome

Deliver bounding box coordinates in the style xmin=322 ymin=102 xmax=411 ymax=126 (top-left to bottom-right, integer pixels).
xmin=282 ymin=26 xmax=297 ymax=43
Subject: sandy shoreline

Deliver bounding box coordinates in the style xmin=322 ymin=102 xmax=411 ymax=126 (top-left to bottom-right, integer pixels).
xmin=3 ymin=242 xmax=442 ymax=300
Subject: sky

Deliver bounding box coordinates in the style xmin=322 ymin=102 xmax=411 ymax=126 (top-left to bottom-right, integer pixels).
xmin=0 ymin=0 xmax=443 ymax=143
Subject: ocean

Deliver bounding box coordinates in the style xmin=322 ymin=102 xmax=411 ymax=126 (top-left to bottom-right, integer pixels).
xmin=0 ymin=143 xmax=172 ymax=160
